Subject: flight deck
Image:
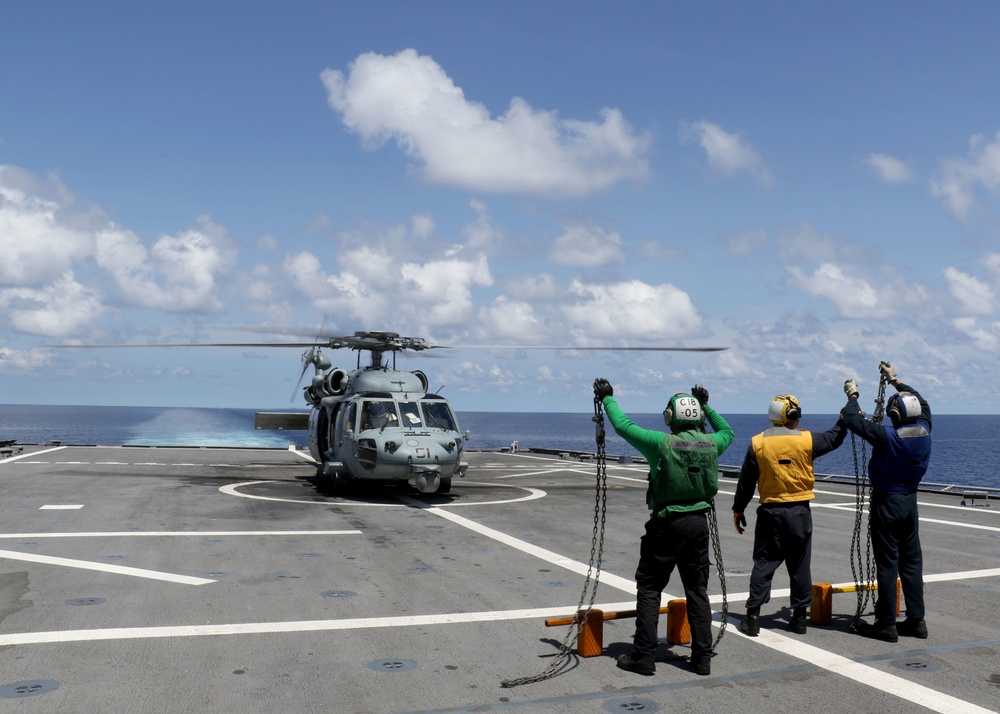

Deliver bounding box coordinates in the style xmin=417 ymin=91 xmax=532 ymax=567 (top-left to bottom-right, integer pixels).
xmin=0 ymin=445 xmax=997 ymax=713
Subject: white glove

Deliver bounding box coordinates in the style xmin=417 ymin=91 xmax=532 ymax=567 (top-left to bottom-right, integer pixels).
xmin=879 ymin=361 xmax=897 ymax=382
xmin=844 ymin=379 xmax=859 ymax=398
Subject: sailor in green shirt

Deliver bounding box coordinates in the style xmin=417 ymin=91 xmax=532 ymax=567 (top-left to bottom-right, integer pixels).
xmin=594 ymin=378 xmax=733 ymax=677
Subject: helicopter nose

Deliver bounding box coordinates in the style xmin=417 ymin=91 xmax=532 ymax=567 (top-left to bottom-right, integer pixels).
xmin=387 ymin=438 xmax=452 ymax=466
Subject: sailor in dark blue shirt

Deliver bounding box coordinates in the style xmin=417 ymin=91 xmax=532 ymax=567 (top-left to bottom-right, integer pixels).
xmin=842 ymin=362 xmax=932 ymax=642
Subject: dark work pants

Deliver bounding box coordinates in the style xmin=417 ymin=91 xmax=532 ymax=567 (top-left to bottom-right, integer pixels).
xmin=746 ymin=501 xmax=813 ymax=611
xmin=632 ymin=512 xmax=712 ymax=664
xmin=871 ymin=491 xmax=924 ymax=623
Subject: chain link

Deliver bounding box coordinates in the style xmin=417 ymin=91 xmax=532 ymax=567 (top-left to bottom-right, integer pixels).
xmin=848 ymin=369 xmax=887 ymax=629
xmin=501 ymin=397 xmax=609 ymax=688
xmin=707 ymin=504 xmax=728 ymax=649
xmin=849 ymin=434 xmax=874 ymax=628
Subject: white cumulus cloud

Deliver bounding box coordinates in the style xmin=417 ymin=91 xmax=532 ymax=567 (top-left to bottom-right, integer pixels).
xmin=400 ymin=254 xmax=494 ymax=325
xmin=944 ymin=266 xmax=996 ymax=315
xmin=930 ymin=129 xmax=1000 ymax=219
xmin=285 ymin=246 xmax=493 ymax=328
xmin=953 ymin=316 xmax=1000 ymax=351
xmin=561 ymin=279 xmax=703 ymax=340
xmin=476 ymin=295 xmax=549 ymax=342
xmin=321 ymin=49 xmax=651 ymax=197
xmin=679 ymin=120 xmax=771 ymax=184
xmin=0 ymin=346 xmax=53 ymax=372
xmin=786 ymin=263 xmax=909 ymax=319
xmin=0 ymin=271 xmax=103 ymax=336
xmin=0 ymin=166 xmax=95 ymax=286
xmin=862 ymin=153 xmax=917 ymax=183
xmin=549 ymin=223 xmax=625 ymax=267
xmin=94 ymin=216 xmax=236 ymax=312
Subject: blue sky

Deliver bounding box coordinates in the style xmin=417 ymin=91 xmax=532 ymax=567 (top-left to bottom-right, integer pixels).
xmin=2 ymin=1 xmax=1000 ymax=415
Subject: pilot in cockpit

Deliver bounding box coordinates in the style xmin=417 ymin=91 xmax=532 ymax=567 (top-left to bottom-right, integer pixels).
xmin=362 ymin=402 xmax=396 ymax=430
xmin=424 ymin=402 xmax=454 ymax=430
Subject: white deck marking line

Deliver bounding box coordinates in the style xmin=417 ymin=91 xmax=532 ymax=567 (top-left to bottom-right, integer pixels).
xmin=0 ymin=531 xmax=361 ymax=538
xmin=491 ymin=468 xmax=578 ymax=480
xmin=737 ymin=628 xmax=993 ymax=714
xmin=218 ymin=480 xmax=546 ymax=508
xmin=3 ymin=571 xmax=997 ymax=642
xmin=408 ymin=498 xmax=995 ymax=714
xmin=0 ymin=445 xmax=67 ymax=464
xmin=923 ymin=567 xmax=1000 ymax=582
xmin=819 ymin=504 xmax=1000 ymax=533
xmin=514 ymin=461 xmax=1000 ymax=517
xmin=716 ymin=566 xmax=1000 ymax=603
xmin=812 ymin=486 xmax=1000 ymax=517
xmin=39 ymin=505 xmax=84 ymax=510
xmin=401 ymin=497 xmax=638 ymax=592
xmin=0 ymin=604 xmax=634 ymax=647
xmin=717 ymin=486 xmax=1000 ymax=525
xmin=501 ymin=476 xmax=1000 ymax=537
xmin=0 ymin=549 xmax=215 ymax=585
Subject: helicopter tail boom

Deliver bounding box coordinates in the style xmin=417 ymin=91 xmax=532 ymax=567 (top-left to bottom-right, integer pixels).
xmin=254 ymin=412 xmax=309 ymax=431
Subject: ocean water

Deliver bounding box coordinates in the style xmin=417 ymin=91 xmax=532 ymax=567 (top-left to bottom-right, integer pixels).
xmin=1 ymin=405 xmax=997 ymax=490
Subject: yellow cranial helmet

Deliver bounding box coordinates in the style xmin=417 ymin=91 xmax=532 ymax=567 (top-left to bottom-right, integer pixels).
xmin=767 ymin=394 xmax=801 ymax=426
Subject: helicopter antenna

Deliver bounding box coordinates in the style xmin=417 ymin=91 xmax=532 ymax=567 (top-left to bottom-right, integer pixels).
xmin=435 ymin=385 xmax=445 ymax=394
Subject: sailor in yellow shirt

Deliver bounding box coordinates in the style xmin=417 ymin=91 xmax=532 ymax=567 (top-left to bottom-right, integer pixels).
xmin=732 ymin=395 xmax=846 ymax=636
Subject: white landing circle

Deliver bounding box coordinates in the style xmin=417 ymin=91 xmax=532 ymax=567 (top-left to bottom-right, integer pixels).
xmin=218 ymin=480 xmax=546 ymax=508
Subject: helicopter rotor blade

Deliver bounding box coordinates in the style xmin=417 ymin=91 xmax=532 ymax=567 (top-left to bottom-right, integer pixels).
xmin=291 ymin=348 xmax=315 ymax=402
xmin=48 ymin=341 xmax=727 ymax=352
xmin=441 ymin=345 xmax=728 ymax=352
xmin=49 ymin=342 xmax=327 ymax=348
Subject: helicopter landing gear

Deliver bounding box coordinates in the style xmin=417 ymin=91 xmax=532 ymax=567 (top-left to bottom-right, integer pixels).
xmin=317 ymin=467 xmax=342 ymax=493
xmin=437 ymin=477 xmax=452 ymax=494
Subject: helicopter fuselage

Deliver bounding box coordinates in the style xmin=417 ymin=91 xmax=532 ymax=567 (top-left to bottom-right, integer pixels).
xmin=305 ymin=363 xmax=468 ymax=494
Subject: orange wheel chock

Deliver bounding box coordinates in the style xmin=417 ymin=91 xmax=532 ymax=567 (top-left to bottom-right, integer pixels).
xmin=810 ymin=579 xmax=903 ymax=625
xmin=577 ymin=608 xmax=604 ymax=658
xmin=811 ymin=583 xmax=834 ymax=625
xmin=666 ymin=599 xmax=691 ymax=645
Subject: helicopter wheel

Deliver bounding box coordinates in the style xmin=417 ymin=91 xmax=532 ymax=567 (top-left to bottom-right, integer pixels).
xmin=317 ymin=468 xmax=341 ymax=493
xmin=437 ymin=477 xmax=452 ymax=494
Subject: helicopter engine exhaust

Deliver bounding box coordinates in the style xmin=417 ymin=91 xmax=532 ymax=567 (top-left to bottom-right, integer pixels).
xmin=323 ymin=368 xmax=348 ymax=396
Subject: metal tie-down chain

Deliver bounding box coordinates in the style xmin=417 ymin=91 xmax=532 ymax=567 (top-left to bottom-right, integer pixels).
xmin=707 ymin=503 xmax=729 ymax=649
xmin=848 ymin=370 xmax=887 ymax=630
xmin=500 ymin=397 xmax=609 ymax=688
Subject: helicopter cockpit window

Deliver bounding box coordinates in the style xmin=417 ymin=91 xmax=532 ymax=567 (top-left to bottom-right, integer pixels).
xmin=399 ymin=402 xmax=423 ymax=427
xmin=361 ymin=400 xmax=398 ymax=430
xmin=344 ymin=402 xmax=357 ymax=433
xmin=421 ymin=401 xmax=457 ymax=431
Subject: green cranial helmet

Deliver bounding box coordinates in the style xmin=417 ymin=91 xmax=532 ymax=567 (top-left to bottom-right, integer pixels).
xmin=663 ymin=393 xmax=703 ymax=428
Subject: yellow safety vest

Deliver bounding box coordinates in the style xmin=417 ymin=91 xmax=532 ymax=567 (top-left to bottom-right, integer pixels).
xmin=751 ymin=427 xmax=815 ymax=503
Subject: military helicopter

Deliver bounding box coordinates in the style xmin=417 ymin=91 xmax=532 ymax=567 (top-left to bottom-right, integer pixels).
xmin=53 ymin=330 xmax=725 ymax=495
xmin=254 ymin=331 xmax=467 ymax=494
xmin=248 ymin=330 xmax=728 ymax=494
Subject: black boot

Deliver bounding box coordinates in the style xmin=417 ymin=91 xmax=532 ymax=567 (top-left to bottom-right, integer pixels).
xmin=855 ymin=619 xmax=898 ymax=642
xmin=690 ymin=656 xmax=711 ymax=676
xmin=896 ymin=617 xmax=928 ymax=639
xmin=738 ymin=607 xmax=760 ymax=637
xmin=616 ymin=653 xmax=655 ymax=675
xmin=789 ymin=607 xmax=808 ymax=634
